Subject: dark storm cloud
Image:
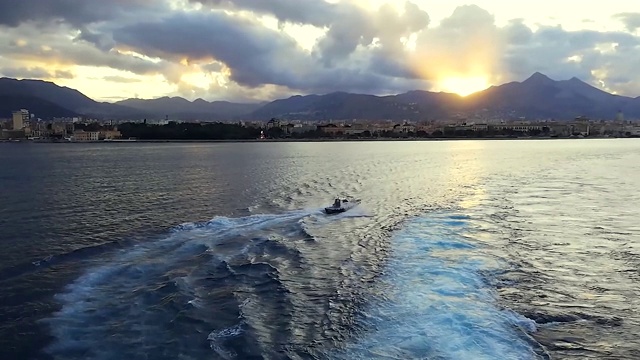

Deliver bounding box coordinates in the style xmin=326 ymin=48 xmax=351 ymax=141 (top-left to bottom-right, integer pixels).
xmin=75 ymin=28 xmax=116 ymax=52
xmin=368 ymin=51 xmax=420 ymax=80
xmin=0 ymin=0 xmax=170 ymax=77
xmin=0 ymin=22 xmax=168 ymax=76
xmin=113 ymin=10 xmax=424 ymax=94
xmin=0 ymin=0 xmax=156 ymax=27
xmin=192 ymin=0 xmax=429 ymax=66
xmin=1 ymin=39 xmax=164 ymax=76
xmin=0 ymin=0 xmax=639 ymax=99
xmin=112 ymin=11 xmax=305 ymax=87
xmin=501 ymin=24 xmax=640 ymax=89
xmin=111 ymin=8 xmax=431 ymax=94
xmin=189 ymin=0 xmax=337 ymax=27
xmin=91 ymin=3 xmax=640 ymax=96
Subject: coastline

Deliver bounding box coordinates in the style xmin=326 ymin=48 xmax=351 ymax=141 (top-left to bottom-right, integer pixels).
xmin=0 ymin=136 xmax=627 ymax=144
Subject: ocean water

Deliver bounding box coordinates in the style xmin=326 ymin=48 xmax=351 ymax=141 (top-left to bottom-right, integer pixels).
xmin=0 ymin=139 xmax=638 ymax=359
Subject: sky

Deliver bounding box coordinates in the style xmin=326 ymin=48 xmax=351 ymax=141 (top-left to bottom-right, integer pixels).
xmin=0 ymin=0 xmax=639 ymax=103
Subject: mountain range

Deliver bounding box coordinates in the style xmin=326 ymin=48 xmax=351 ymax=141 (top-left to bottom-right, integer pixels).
xmin=0 ymin=73 xmax=638 ymax=122
xmin=114 ymin=97 xmax=262 ymax=121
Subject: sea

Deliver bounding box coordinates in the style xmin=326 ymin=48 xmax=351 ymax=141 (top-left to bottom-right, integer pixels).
xmin=0 ymin=139 xmax=638 ymax=360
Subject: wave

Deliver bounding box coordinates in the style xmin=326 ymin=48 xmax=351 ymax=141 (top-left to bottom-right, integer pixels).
xmin=41 ymin=210 xmax=321 ymax=358
xmin=332 ymin=212 xmax=549 ymax=360
xmin=0 ymin=238 xmax=135 ymax=283
xmin=42 ymin=208 xmax=541 ymax=360
xmin=41 ymin=208 xmax=379 ymax=359
xmin=0 ymin=210 xmax=284 ymax=284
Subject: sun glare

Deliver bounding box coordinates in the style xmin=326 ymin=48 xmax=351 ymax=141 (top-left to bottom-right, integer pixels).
xmin=181 ymin=72 xmax=212 ymax=90
xmin=439 ymin=76 xmax=490 ymax=96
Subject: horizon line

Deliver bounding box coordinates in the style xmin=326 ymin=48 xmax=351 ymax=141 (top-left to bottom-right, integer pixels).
xmin=2 ymin=72 xmax=639 ymax=104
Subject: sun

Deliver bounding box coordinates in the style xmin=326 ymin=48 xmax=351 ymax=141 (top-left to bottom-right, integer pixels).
xmin=439 ymin=76 xmax=491 ymax=96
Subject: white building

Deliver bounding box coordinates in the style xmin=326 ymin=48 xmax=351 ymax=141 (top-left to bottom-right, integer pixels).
xmin=12 ymin=109 xmax=29 ymax=130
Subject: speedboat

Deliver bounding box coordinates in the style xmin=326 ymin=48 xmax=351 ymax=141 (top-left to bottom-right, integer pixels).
xmin=324 ymin=198 xmax=359 ymax=214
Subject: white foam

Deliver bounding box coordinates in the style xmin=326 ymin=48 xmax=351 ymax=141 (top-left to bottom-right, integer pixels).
xmin=43 ymin=210 xmax=316 ymax=358
xmin=335 ymin=213 xmax=541 ymax=360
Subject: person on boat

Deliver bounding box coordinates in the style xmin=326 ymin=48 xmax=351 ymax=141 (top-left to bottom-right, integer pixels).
xmin=334 ymin=198 xmax=341 ymax=208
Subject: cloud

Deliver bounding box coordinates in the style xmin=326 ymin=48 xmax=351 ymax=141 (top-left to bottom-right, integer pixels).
xmin=103 ymin=75 xmax=140 ymax=83
xmin=0 ymin=0 xmax=159 ymax=27
xmin=189 ymin=0 xmax=337 ymax=27
xmin=109 ymin=2 xmax=435 ymax=96
xmin=315 ymin=2 xmax=430 ymax=66
xmin=500 ymin=24 xmax=640 ymax=91
xmin=614 ymin=13 xmax=640 ymax=32
xmin=0 ymin=66 xmax=74 ymax=79
xmin=110 ymin=9 xmax=430 ymax=95
xmin=54 ymin=70 xmax=74 ymax=79
xmin=0 ymin=0 xmax=639 ymax=101
xmin=112 ymin=11 xmax=306 ymax=87
xmin=0 ymin=22 xmax=169 ymax=76
xmin=504 ymin=19 xmax=533 ymax=45
xmin=411 ymin=5 xmax=504 ymax=83
xmin=0 ymin=66 xmax=53 ymax=79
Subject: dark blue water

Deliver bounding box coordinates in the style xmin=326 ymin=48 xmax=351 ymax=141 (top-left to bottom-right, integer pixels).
xmin=1 ymin=140 xmax=639 ymax=359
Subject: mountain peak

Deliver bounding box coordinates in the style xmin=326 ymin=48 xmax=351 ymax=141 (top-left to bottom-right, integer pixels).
xmin=523 ymin=72 xmax=554 ymax=85
xmin=567 ymin=76 xmax=589 ymax=85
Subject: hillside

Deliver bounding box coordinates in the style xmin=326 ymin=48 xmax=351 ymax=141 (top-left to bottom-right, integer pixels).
xmin=251 ymin=92 xmax=426 ymax=121
xmin=249 ymin=73 xmax=640 ymax=121
xmin=2 ymin=73 xmax=639 ymax=122
xmin=0 ymin=78 xmax=141 ymax=118
xmin=458 ymin=72 xmax=635 ymax=119
xmin=115 ymin=97 xmax=261 ymax=121
xmin=0 ymin=95 xmax=79 ymax=119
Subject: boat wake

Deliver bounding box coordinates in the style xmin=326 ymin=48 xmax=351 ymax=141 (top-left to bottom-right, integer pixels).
xmin=41 ymin=208 xmax=378 ymax=359
xmin=41 ymin=207 xmax=547 ymax=359
xmin=333 ymin=212 xmax=549 ymax=360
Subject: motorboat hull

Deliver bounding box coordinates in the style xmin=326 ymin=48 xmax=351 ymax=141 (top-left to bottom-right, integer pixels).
xmin=323 ymin=199 xmax=359 ymax=214
xmin=324 ymin=206 xmax=346 ymax=214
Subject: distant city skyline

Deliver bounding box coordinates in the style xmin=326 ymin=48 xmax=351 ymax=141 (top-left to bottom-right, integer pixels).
xmin=0 ymin=0 xmax=638 ymax=102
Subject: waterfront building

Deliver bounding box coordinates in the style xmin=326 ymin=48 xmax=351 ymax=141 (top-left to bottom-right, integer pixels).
xmin=12 ymin=109 xmax=29 ymax=130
